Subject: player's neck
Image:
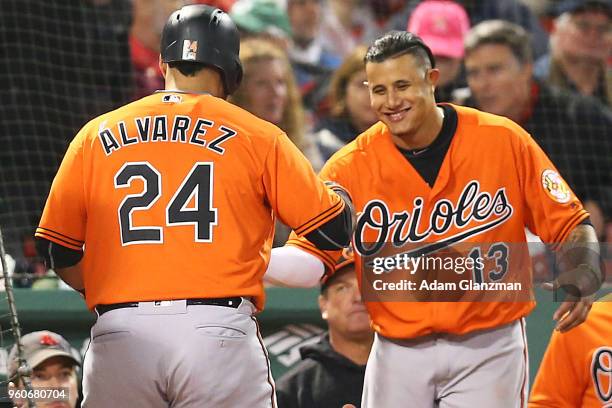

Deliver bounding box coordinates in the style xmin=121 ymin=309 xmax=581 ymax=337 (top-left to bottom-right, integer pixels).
xmin=392 ymin=106 xmax=444 ymax=150
xmin=328 ymin=329 xmax=374 ymax=366
xmin=164 ymin=72 xmax=226 ymax=99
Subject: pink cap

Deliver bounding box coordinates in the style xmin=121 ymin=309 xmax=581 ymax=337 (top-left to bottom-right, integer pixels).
xmin=407 ymin=0 xmax=470 ymax=59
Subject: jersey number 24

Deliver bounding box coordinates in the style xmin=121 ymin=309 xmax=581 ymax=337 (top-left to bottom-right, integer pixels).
xmin=114 ymin=161 xmax=217 ymax=245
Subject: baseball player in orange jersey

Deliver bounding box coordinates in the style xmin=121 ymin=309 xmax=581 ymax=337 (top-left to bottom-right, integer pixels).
xmin=529 ymin=293 xmax=612 ymax=408
xmin=34 ymin=5 xmax=354 ymax=408
xmin=265 ymin=31 xmax=602 ymax=407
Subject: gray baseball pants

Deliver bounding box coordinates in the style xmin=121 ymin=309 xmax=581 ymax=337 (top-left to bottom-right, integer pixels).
xmin=362 ymin=319 xmax=529 ymax=407
xmin=82 ymin=298 xmax=276 ymax=407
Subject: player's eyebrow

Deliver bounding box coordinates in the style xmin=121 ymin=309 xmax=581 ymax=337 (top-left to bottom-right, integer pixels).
xmin=394 ymin=80 xmax=411 ymax=87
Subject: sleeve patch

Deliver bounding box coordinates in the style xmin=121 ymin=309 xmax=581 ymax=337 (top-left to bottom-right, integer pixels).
xmin=541 ymin=169 xmax=571 ymax=204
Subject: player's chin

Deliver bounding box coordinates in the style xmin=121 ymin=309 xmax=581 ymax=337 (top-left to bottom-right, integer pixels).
xmin=347 ymin=311 xmax=371 ymax=326
xmin=388 ymin=122 xmax=415 ymax=139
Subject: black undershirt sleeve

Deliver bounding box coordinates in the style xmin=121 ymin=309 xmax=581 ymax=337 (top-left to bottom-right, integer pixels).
xmin=305 ymin=183 xmax=354 ymax=250
xmin=35 ymin=237 xmax=83 ymax=269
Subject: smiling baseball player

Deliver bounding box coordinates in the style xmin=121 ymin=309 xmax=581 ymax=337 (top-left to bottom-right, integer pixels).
xmin=266 ymin=31 xmax=602 ymax=407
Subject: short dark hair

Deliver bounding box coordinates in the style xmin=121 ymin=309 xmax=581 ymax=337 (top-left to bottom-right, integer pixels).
xmin=168 ymin=61 xmax=208 ymax=77
xmin=364 ymin=31 xmax=436 ymax=69
xmin=464 ymin=20 xmax=533 ymax=65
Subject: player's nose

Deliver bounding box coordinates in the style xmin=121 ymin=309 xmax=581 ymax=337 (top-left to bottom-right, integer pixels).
xmin=352 ymin=285 xmax=363 ymax=302
xmin=386 ymin=90 xmax=402 ymax=109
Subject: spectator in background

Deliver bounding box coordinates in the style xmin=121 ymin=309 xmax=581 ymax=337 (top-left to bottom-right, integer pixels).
xmin=130 ymin=0 xmax=193 ymax=98
xmin=462 ymin=20 xmax=612 ymax=238
xmin=386 ymin=0 xmax=550 ymax=59
xmin=367 ymin=0 xmax=408 ymax=33
xmin=459 ymin=0 xmax=550 ymax=58
xmin=286 ymin=0 xmax=342 ymax=113
xmin=319 ymin=0 xmax=381 ymax=59
xmin=230 ymin=0 xmax=292 ymax=49
xmin=230 ymin=38 xmax=323 ymax=246
xmin=407 ymin=0 xmax=470 ymax=102
xmin=276 ymin=250 xmax=373 ymax=408
xmin=313 ymin=46 xmax=378 ymax=161
xmin=8 ymin=331 xmax=81 ymax=408
xmin=193 ymin=0 xmax=235 ymax=12
xmin=529 ymin=293 xmax=612 ymax=407
xmin=534 ymin=0 xmax=612 ymax=108
xmin=230 ymin=38 xmax=322 ymax=169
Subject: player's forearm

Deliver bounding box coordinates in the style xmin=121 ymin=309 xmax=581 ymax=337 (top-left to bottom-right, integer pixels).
xmin=264 ymin=246 xmax=324 ymax=287
xmin=55 ymin=264 xmax=85 ymax=292
xmin=556 ymin=224 xmax=602 ymax=297
xmin=35 ymin=238 xmax=85 ymax=292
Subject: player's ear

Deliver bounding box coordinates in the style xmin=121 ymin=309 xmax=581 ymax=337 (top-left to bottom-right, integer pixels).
xmin=426 ymin=68 xmax=440 ymax=89
xmin=159 ymin=56 xmax=168 ymax=79
xmin=318 ymin=294 xmax=329 ymax=321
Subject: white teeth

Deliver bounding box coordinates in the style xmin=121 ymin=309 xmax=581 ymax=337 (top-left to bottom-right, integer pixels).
xmin=389 ymin=112 xmax=405 ymax=121
xmin=385 ymin=108 xmax=410 ymax=122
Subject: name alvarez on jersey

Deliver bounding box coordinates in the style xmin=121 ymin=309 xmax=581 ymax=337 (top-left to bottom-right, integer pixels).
xmin=98 ymin=115 xmax=237 ymax=156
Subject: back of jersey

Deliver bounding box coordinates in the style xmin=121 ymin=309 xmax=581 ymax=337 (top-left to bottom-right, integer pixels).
xmin=37 ymin=92 xmax=342 ymax=310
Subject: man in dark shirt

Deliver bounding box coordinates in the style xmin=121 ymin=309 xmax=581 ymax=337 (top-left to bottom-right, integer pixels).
xmin=463 ymin=19 xmax=612 ymax=239
xmin=534 ymin=0 xmax=612 ymax=108
xmin=276 ymin=251 xmax=373 ymax=408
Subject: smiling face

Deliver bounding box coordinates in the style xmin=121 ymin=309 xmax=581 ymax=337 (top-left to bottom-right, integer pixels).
xmin=365 ymin=53 xmax=439 ymax=140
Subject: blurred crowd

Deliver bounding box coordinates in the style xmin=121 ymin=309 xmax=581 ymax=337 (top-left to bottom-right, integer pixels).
xmin=0 ymin=0 xmax=610 ymax=288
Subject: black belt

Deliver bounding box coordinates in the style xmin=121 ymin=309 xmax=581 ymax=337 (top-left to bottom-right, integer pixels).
xmin=95 ymin=297 xmax=243 ymax=316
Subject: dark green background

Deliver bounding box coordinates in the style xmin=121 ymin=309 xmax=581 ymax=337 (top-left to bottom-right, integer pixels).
xmin=1 ymin=287 xmax=609 ymax=387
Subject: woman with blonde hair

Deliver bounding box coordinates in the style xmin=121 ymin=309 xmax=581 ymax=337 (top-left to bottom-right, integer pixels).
xmin=313 ymin=45 xmax=378 ymax=160
xmin=230 ymin=38 xmax=322 ymax=246
xmin=230 ymin=37 xmax=323 ymax=169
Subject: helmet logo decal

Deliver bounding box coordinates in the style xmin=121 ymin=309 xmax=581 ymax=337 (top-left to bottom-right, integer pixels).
xmin=182 ymin=40 xmax=198 ymax=60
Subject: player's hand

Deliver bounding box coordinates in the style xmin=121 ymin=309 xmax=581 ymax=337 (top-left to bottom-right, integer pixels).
xmin=542 ymin=269 xmax=596 ymax=332
xmin=542 ymin=263 xmax=600 ymax=332
xmin=549 ymin=294 xmax=594 ymax=332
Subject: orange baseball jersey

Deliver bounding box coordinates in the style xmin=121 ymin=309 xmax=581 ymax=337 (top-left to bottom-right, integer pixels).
xmin=36 ymin=92 xmax=344 ymax=310
xmin=529 ymin=295 xmax=612 ymax=408
xmin=288 ymin=104 xmax=588 ymax=339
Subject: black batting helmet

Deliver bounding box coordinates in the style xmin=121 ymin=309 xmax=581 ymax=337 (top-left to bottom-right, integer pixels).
xmin=161 ymin=5 xmax=243 ymax=95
